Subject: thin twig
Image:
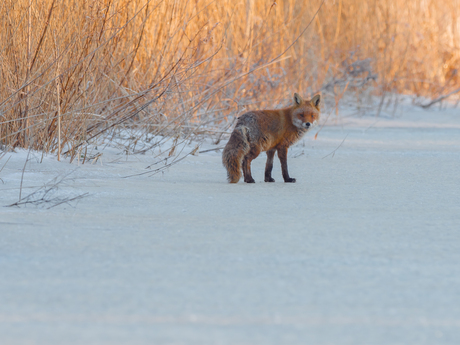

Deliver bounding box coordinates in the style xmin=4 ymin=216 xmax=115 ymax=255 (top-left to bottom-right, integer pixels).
xmin=47 ymin=192 xmax=89 ymax=209
xmin=19 ymin=150 xmax=31 ymax=202
xmin=5 ymin=170 xmax=89 ymax=208
xmin=199 ymin=146 xmax=224 ymax=153
xmin=0 ymin=154 xmax=11 ymax=173
xmin=420 ymin=87 xmax=460 ymax=109
xmin=122 ymin=148 xmax=196 ymax=178
xmin=322 ymin=133 xmax=349 ymax=159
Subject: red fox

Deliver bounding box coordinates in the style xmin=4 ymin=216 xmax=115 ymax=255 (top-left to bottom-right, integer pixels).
xmin=222 ymin=93 xmax=321 ymax=183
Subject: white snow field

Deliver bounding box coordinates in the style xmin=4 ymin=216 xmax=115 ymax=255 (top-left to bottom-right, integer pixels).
xmin=1 ymin=103 xmax=460 ymax=345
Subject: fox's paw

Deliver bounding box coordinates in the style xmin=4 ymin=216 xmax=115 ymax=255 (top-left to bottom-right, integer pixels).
xmin=245 ymin=177 xmax=256 ymax=183
xmin=264 ymin=177 xmax=275 ymax=183
xmin=284 ymin=178 xmax=296 ymax=183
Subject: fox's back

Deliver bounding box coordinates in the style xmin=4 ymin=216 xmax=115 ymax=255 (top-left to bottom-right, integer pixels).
xmin=234 ymin=110 xmax=283 ymax=150
xmin=234 ymin=109 xmax=304 ymax=151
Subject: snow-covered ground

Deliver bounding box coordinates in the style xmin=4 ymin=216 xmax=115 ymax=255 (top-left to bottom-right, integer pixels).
xmin=1 ymin=102 xmax=460 ymax=345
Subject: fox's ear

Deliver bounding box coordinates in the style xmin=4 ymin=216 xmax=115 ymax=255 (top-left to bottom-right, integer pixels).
xmin=294 ymin=93 xmax=303 ymax=105
xmin=311 ymin=94 xmax=321 ymax=108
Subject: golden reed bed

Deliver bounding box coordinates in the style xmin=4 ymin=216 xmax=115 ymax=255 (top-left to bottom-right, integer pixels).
xmin=1 ymin=0 xmax=459 ymax=157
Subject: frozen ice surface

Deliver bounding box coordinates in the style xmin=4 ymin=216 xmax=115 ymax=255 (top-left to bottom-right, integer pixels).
xmin=1 ymin=104 xmax=460 ymax=345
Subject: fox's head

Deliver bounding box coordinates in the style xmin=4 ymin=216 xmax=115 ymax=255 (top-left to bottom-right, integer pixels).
xmin=291 ymin=93 xmax=321 ymax=131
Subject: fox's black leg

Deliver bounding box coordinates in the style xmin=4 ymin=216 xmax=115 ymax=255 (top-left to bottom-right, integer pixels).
xmin=277 ymin=146 xmax=296 ymax=183
xmin=242 ymin=156 xmax=255 ymax=183
xmin=264 ymin=149 xmax=276 ymax=182
xmin=243 ymin=146 xmax=260 ymax=183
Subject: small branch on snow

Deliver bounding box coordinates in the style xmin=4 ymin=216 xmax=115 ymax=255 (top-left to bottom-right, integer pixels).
xmin=322 ymin=133 xmax=349 ymax=159
xmin=5 ymin=170 xmax=89 ymax=209
xmin=19 ymin=149 xmax=32 ymax=202
xmin=199 ymin=147 xmax=224 ymax=154
xmin=418 ymin=87 xmax=460 ymax=109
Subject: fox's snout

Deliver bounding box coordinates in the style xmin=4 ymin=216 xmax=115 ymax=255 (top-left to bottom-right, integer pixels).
xmin=304 ymin=120 xmax=318 ymax=129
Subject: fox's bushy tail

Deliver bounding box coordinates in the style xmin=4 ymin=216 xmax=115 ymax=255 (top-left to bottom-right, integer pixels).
xmin=222 ymin=126 xmax=250 ymax=183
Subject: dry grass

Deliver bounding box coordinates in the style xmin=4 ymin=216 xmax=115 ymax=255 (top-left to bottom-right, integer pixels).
xmin=1 ymin=0 xmax=459 ymax=157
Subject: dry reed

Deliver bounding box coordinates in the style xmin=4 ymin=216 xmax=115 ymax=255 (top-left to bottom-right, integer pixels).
xmin=1 ymin=0 xmax=459 ymax=157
